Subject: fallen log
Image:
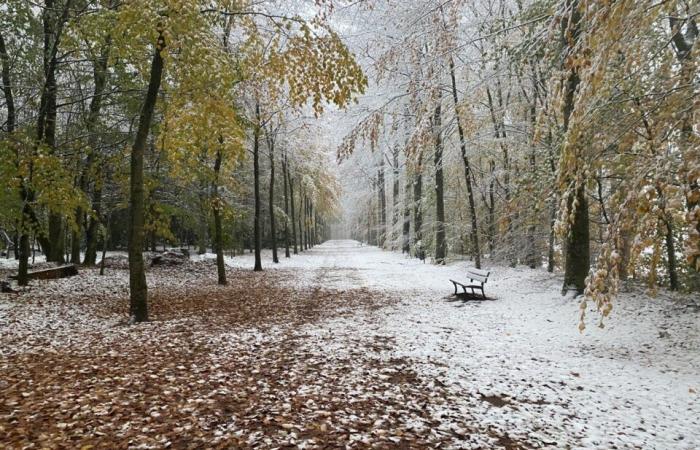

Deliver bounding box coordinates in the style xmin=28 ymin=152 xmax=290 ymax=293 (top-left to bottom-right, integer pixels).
xmin=10 ymin=264 xmax=79 ymax=281
xmin=151 ymin=251 xmax=188 ymax=267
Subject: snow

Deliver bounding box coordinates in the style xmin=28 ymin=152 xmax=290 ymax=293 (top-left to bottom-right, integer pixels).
xmin=1 ymin=240 xmax=698 ymax=448
xmin=226 ymin=240 xmax=700 ymax=449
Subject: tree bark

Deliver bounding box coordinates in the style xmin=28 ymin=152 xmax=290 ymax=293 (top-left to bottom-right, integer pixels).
xmin=561 ymin=0 xmax=589 ymax=295
xmin=282 ymin=152 xmax=291 ymax=258
xmin=669 ymin=16 xmax=699 ymax=272
xmin=300 ymin=190 xmax=307 ymax=250
xmin=391 ymin=146 xmax=400 ymax=250
xmin=289 ymin=169 xmax=298 ymax=254
xmin=82 ymin=13 xmax=113 ymax=266
xmin=128 ymin=30 xmax=165 ymax=322
xmin=546 ymin=132 xmax=557 ymax=273
xmin=377 ymin=152 xmax=386 ymax=247
xmin=0 ymin=32 xmax=25 ymax=284
xmin=304 ymin=195 xmax=310 ymax=249
xmin=413 ymin=153 xmax=423 ymax=258
xmin=665 ymin=218 xmax=679 ymax=291
xmin=253 ymin=102 xmax=262 ymax=271
xmin=83 ymin=184 xmax=102 ymax=265
xmin=449 ymin=57 xmax=481 ymax=268
xmin=299 ymin=181 xmax=305 ymax=251
xmin=42 ymin=0 xmax=68 ymax=263
xmin=213 ymin=146 xmax=226 ymax=285
xmin=433 ymin=101 xmax=446 ymax=264
xmin=402 ymin=168 xmax=411 ymax=254
xmin=0 ymin=32 xmax=15 ymax=134
xmin=197 ymin=179 xmax=208 ymax=255
xmin=267 ymin=133 xmax=279 ymax=263
xmin=17 ymin=0 xmax=72 ymax=281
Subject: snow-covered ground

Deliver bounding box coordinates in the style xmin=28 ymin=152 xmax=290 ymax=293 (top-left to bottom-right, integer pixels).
xmin=1 ymin=240 xmax=698 ymax=448
xmin=224 ymin=240 xmax=700 ymax=449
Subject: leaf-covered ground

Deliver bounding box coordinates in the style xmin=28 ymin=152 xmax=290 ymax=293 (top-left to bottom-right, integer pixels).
xmin=0 ymin=261 xmax=488 ymax=448
xmin=1 ymin=241 xmax=698 ymax=449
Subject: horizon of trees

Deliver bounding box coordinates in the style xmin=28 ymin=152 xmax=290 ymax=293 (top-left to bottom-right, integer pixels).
xmin=1 ymin=0 xmax=698 ymax=328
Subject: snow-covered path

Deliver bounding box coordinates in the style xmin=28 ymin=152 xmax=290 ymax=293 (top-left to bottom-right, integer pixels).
xmin=2 ymin=240 xmax=698 ymax=449
xmin=229 ymin=239 xmax=700 ymax=449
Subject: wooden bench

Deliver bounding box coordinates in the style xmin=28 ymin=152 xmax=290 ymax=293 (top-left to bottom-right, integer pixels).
xmin=10 ymin=264 xmax=78 ymax=281
xmin=450 ymin=268 xmax=490 ymax=299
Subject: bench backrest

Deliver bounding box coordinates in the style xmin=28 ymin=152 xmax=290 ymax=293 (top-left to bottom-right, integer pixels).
xmin=466 ymin=268 xmax=490 ymax=283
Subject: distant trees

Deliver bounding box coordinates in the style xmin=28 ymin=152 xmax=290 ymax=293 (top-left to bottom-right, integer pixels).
xmin=0 ymin=0 xmax=364 ymax=322
xmin=338 ymin=0 xmax=699 ymax=322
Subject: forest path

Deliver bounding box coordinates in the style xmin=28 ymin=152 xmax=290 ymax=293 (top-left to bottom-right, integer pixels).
xmin=255 ymin=239 xmax=700 ymax=450
xmin=1 ymin=241 xmax=698 ymax=449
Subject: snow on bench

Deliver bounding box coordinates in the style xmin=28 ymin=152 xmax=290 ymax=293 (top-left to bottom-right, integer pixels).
xmin=450 ymin=268 xmax=490 ymax=299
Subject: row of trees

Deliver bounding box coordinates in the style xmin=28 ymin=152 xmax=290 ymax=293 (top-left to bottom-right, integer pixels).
xmin=339 ymin=0 xmax=699 ymax=324
xmin=0 ymin=0 xmax=365 ymax=322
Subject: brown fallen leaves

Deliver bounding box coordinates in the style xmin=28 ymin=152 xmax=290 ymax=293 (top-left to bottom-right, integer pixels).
xmin=0 ymin=262 xmax=519 ymax=449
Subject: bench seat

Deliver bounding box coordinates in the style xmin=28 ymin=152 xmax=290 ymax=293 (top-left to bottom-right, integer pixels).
xmin=450 ymin=268 xmax=490 ymax=299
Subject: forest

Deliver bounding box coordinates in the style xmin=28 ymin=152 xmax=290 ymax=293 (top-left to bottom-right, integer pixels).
xmin=337 ymin=0 xmax=700 ymax=319
xmin=0 ymin=0 xmax=698 ymax=448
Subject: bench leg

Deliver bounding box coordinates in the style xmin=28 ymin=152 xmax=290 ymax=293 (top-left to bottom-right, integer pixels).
xmin=452 ymin=282 xmax=457 ymax=295
xmin=481 ymin=287 xmax=486 ymax=299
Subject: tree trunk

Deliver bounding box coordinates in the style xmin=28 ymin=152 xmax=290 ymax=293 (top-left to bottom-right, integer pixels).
xmin=83 ymin=184 xmax=102 ymax=266
xmin=546 ymin=132 xmax=557 ymax=273
xmin=304 ymin=195 xmax=310 ymax=250
xmin=300 ymin=198 xmax=306 ymax=250
xmin=71 ymin=221 xmax=81 ymax=264
xmin=391 ymin=146 xmax=400 ymax=249
xmin=16 ymin=1 xmax=70 ymax=280
xmin=82 ymin=38 xmax=112 ymax=266
xmin=669 ymin=15 xmax=699 ymax=273
xmin=213 ymin=146 xmax=226 ymax=285
xmin=99 ymin=214 xmax=109 ymax=276
xmin=561 ymin=0 xmax=589 ymax=295
xmin=563 ymin=184 xmax=589 ymax=293
xmin=267 ymin=134 xmax=279 ymax=263
xmin=197 ymin=183 xmax=208 ymax=255
xmin=253 ymin=103 xmax=263 ymax=271
xmin=487 ymin=159 xmax=496 ymax=255
xmin=44 ymin=61 xmax=64 ymax=262
xmin=413 ymin=153 xmax=423 ymax=257
xmin=0 ymin=32 xmax=22 ymax=283
xmin=282 ymin=152 xmax=291 ymax=258
xmin=128 ymin=30 xmax=165 ymax=322
xmin=377 ymin=153 xmax=386 ymax=247
xmin=402 ymin=168 xmax=411 ymax=254
xmin=665 ymin=219 xmax=678 ymax=291
xmin=289 ymin=169 xmax=298 ymax=254
xmin=299 ymin=181 xmax=305 ymax=251
xmin=311 ymin=201 xmax=317 ymax=246
xmin=42 ymin=1 xmax=66 ymax=263
xmin=525 ymin=69 xmax=541 ymax=269
xmin=449 ymin=57 xmax=481 ymax=269
xmin=547 ymin=201 xmax=556 ymax=273
xmin=0 ymin=32 xmax=15 ymax=134
xmin=433 ymin=101 xmax=446 ymax=264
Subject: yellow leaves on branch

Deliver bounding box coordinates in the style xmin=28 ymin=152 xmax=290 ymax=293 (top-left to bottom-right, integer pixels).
xmin=0 ymin=134 xmax=89 ymax=233
xmin=162 ymin=94 xmax=244 ymax=182
xmin=260 ymin=23 xmax=367 ymax=115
